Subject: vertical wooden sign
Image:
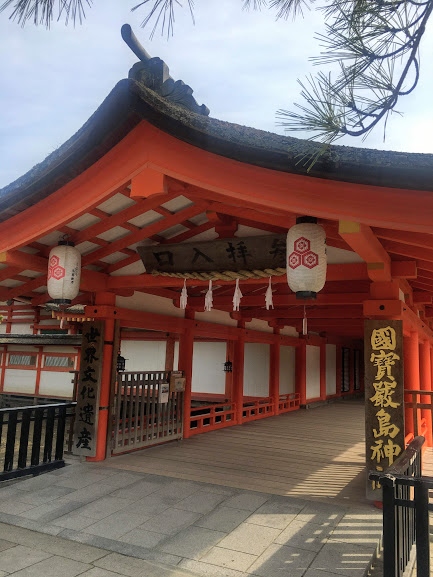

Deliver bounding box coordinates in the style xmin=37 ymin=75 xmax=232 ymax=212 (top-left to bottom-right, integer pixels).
xmin=364 ymin=319 xmax=405 ymax=500
xmin=73 ymin=321 xmax=105 ymax=457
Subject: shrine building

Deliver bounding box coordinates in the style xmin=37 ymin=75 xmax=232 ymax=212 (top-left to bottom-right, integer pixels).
xmin=0 ymin=25 xmax=432 ymax=485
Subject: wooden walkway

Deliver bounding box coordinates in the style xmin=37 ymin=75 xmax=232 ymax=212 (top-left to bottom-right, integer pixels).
xmin=104 ymin=399 xmax=371 ymax=507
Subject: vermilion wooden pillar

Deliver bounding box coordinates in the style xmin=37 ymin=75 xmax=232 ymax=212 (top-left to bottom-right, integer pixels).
xmin=404 ymin=332 xmax=420 ymax=439
xmin=233 ymin=322 xmax=245 ymax=424
xmin=88 ymin=292 xmax=116 ymax=462
xmin=320 ymin=343 xmax=327 ymax=401
xmin=225 ymin=340 xmax=235 ymax=400
xmin=165 ymin=335 xmax=175 ymax=371
xmin=419 ymin=339 xmax=432 ymax=446
xmin=270 ymin=330 xmax=280 ymax=415
xmin=179 ymin=309 xmax=194 ymax=439
xmin=295 ymin=341 xmax=307 ymax=406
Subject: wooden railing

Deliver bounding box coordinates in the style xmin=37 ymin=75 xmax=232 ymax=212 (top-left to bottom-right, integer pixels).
xmin=278 ymin=393 xmax=300 ymax=413
xmin=0 ymin=402 xmax=76 ymax=481
xmin=242 ymin=397 xmax=274 ymax=421
xmin=405 ymin=389 xmax=432 ymax=439
xmin=369 ymin=436 xmax=431 ymax=577
xmin=189 ymin=402 xmax=236 ymax=435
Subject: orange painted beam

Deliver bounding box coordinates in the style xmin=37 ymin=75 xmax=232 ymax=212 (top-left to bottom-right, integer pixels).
xmin=381 ymin=239 xmax=433 ymax=263
xmin=391 ymin=261 xmax=417 ymax=279
xmin=338 ymin=221 xmax=391 ymax=281
xmin=363 ymin=299 xmax=404 ymax=317
xmin=82 ymin=203 xmax=205 ymax=266
xmin=374 ymin=228 xmax=433 ymax=250
xmin=130 ymin=166 xmax=167 ymax=199
xmin=181 ymin=293 xmax=369 ymax=309
xmin=413 ymin=292 xmax=433 ymax=305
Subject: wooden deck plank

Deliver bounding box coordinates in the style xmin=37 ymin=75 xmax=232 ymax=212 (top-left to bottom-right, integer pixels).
xmin=102 ymin=400 xmax=371 ymax=507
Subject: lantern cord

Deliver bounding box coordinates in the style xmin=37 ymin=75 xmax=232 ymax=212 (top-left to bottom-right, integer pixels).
xmin=204 ymin=279 xmax=213 ymax=311
xmin=180 ymin=279 xmax=188 ymax=310
xmin=233 ymin=278 xmax=243 ymax=311
xmin=302 ymin=306 xmax=308 ymax=336
xmin=265 ymin=276 xmax=274 ymax=310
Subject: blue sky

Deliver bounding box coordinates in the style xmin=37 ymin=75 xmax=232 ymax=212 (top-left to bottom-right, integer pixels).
xmin=1 ymin=0 xmax=433 ymax=188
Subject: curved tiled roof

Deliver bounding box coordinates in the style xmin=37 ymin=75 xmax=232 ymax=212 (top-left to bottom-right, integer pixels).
xmin=1 ymin=63 xmax=433 ymax=223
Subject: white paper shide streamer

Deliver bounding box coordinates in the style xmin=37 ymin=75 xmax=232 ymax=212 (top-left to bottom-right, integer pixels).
xmin=232 ymin=278 xmax=243 ymax=311
xmin=180 ymin=279 xmax=188 ymax=310
xmin=265 ymin=277 xmax=274 ymax=310
xmin=204 ymin=280 xmax=213 ymax=311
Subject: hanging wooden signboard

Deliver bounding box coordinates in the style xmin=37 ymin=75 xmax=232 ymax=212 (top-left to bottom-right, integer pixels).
xmin=73 ymin=321 xmax=105 ymax=457
xmin=364 ymin=319 xmax=405 ymax=500
xmin=137 ymin=234 xmax=286 ymax=273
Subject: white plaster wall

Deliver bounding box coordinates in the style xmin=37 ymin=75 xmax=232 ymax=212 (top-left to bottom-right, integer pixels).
xmin=121 ymin=340 xmax=167 ymax=371
xmin=326 ymin=344 xmax=337 ymax=396
xmin=279 ymin=346 xmax=295 ymax=394
xmin=191 ymin=341 xmax=226 ymax=394
xmin=306 ymin=345 xmax=321 ymax=400
xmin=3 ymin=370 xmax=37 ymax=394
xmin=11 ymin=323 xmax=32 ymax=334
xmin=194 ymin=309 xmax=237 ymax=326
xmin=244 ymin=343 xmax=270 ymax=397
xmin=116 ymin=292 xmax=184 ymax=317
xmin=245 ymin=319 xmax=273 ymax=333
xmin=39 ymin=372 xmax=74 ymax=398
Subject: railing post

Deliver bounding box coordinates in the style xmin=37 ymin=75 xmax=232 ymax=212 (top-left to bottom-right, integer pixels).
xmin=382 ymin=477 xmax=397 ymax=577
xmin=415 ymin=481 xmax=430 ymax=577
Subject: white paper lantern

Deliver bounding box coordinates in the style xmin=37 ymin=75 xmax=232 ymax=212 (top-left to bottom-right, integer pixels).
xmin=287 ymin=217 xmax=326 ymax=299
xmin=47 ymin=242 xmax=81 ymax=305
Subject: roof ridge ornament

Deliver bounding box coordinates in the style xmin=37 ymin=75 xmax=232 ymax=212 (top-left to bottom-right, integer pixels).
xmin=121 ymin=24 xmax=210 ymax=116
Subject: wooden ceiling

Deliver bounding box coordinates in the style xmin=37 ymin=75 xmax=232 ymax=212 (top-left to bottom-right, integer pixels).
xmin=0 ymin=175 xmax=430 ymax=341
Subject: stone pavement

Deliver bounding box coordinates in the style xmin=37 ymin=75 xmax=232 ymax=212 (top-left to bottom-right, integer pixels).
xmin=0 ymin=459 xmax=383 ymax=577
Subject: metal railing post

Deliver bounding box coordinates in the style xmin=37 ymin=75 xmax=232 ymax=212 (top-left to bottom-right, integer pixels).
xmin=415 ymin=481 xmax=430 ymax=577
xmin=382 ymin=476 xmax=397 ymax=577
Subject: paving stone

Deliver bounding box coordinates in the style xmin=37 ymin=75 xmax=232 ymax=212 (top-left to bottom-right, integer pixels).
xmin=157 ymin=525 xmax=226 ymax=560
xmin=83 ymin=510 xmax=150 ymax=539
xmin=0 ymin=514 xmax=65 ymax=535
xmin=13 ymin=475 xmax=60 ymax=491
xmin=78 ymin=569 xmax=126 ymax=577
xmin=200 ymin=545 xmax=257 ymax=571
xmin=119 ymin=528 xmax=168 ymax=548
xmin=173 ymin=490 xmax=226 ymax=514
xmin=217 ymin=522 xmax=281 ymax=556
xmin=303 ymin=569 xmax=348 ymax=577
xmin=157 ymin=480 xmax=205 ymax=500
xmin=110 ymin=479 xmax=163 ymax=499
xmin=222 ymin=492 xmax=270 ymax=512
xmin=19 ymin=498 xmax=86 ymax=522
xmin=142 ymin=507 xmax=201 ymax=535
xmin=9 ymin=554 xmax=92 ymax=577
xmin=51 ymin=511 xmax=98 ymax=531
xmin=0 ymin=523 xmax=107 ymax=563
xmin=295 ymin=503 xmax=346 ymax=527
xmin=309 ymin=541 xmax=377 ymax=577
xmin=194 ymin=506 xmax=251 ymax=533
xmin=0 ymin=544 xmax=52 ymax=572
xmin=120 ymin=494 xmax=175 ymax=516
xmin=11 ymin=485 xmax=74 ymax=506
xmin=179 ymin=558 xmax=248 ymax=577
xmin=329 ymin=512 xmax=382 ymax=546
xmin=61 ymin=483 xmax=119 ymax=503
xmin=97 ymin=471 xmax=147 ymax=489
xmin=0 ymin=570 xmax=6 ymax=576
xmin=0 ymin=538 xmax=16 ymax=552
xmin=73 ymin=496 xmax=134 ymax=520
xmin=55 ymin=472 xmax=110 ymax=490
xmin=0 ymin=499 xmax=36 ymax=514
xmin=275 ymin=519 xmax=334 ymax=552
xmin=94 ymin=552 xmax=196 ymax=577
xmin=246 ymin=498 xmax=304 ymax=529
xmin=248 ymin=543 xmax=316 ymax=577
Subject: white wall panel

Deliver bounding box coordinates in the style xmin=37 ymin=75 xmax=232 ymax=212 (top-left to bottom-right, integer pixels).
xmin=3 ymin=370 xmax=36 ymax=394
xmin=192 ymin=342 xmax=226 ymax=394
xmin=39 ymin=372 xmax=74 ymax=398
xmin=11 ymin=323 xmax=32 ymax=334
xmin=244 ymin=343 xmax=270 ymax=397
xmin=121 ymin=340 xmax=167 ymax=372
xmin=279 ymin=346 xmax=295 ymax=394
xmin=326 ymin=344 xmax=337 ymax=395
xmin=306 ymin=345 xmax=321 ymax=400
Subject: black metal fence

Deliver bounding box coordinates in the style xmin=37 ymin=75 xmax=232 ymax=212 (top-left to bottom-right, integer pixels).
xmin=369 ymin=436 xmax=432 ymax=577
xmin=0 ymin=402 xmax=76 ymax=482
